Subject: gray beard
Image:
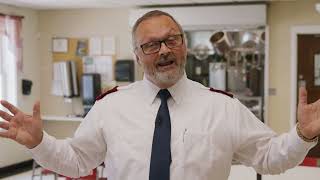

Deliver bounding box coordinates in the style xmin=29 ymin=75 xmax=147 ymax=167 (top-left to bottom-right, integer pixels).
xmin=153 ymin=61 xmax=185 ymax=85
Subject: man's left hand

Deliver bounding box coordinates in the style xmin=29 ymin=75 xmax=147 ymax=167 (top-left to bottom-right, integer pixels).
xmin=298 ymin=86 xmax=320 ymax=139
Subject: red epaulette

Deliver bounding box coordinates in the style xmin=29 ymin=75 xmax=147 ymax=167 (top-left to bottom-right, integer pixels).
xmin=209 ymin=87 xmax=234 ymax=98
xmin=95 ymin=86 xmax=118 ymax=101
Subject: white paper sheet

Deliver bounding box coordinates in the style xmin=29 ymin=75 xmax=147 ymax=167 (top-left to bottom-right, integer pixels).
xmin=82 ymin=55 xmax=114 ymax=88
xmin=103 ymin=37 xmax=116 ymax=55
xmin=51 ymin=62 xmax=64 ymax=96
xmin=89 ymin=37 xmax=102 ymax=56
xmin=82 ymin=56 xmax=95 ymax=73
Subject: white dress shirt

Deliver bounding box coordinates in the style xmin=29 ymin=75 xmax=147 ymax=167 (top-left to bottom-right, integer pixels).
xmin=30 ymin=74 xmax=317 ymax=180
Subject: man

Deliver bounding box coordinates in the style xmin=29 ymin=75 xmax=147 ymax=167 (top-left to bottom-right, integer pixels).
xmin=0 ymin=10 xmax=320 ymax=180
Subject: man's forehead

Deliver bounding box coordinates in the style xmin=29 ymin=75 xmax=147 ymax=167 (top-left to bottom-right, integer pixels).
xmin=135 ymin=15 xmax=180 ymax=41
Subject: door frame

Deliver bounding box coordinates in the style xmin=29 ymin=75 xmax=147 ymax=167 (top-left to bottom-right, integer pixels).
xmin=290 ymin=25 xmax=320 ymax=128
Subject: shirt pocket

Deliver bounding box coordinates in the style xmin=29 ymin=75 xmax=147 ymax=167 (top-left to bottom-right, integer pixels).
xmin=183 ymin=131 xmax=217 ymax=180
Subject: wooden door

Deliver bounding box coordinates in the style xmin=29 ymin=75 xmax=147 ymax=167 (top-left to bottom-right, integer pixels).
xmin=298 ymin=34 xmax=320 ymax=157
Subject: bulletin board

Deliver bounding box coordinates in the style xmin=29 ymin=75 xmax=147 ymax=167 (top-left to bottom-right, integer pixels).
xmin=52 ymin=38 xmax=88 ymax=80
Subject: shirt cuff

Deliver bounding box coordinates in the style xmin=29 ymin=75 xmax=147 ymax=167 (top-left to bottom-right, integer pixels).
xmin=289 ymin=125 xmax=318 ymax=152
xmin=29 ymin=131 xmax=53 ymax=155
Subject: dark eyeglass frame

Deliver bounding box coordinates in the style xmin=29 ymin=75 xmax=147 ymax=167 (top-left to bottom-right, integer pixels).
xmin=139 ymin=34 xmax=184 ymax=55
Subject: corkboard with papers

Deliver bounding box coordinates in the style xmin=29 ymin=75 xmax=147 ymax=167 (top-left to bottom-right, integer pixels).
xmin=52 ymin=37 xmax=116 ymax=92
xmin=52 ymin=38 xmax=88 ymax=79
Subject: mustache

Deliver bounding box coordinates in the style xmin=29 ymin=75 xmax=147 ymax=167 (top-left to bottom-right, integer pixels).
xmin=157 ymin=54 xmax=176 ymax=64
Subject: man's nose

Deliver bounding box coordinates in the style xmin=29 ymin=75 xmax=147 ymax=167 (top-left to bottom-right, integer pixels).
xmin=158 ymin=42 xmax=171 ymax=55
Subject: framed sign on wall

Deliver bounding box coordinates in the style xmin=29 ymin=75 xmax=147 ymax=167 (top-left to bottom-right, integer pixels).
xmin=52 ymin=38 xmax=68 ymax=53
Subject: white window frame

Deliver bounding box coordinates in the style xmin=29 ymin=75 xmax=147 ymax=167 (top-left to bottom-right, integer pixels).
xmin=0 ymin=35 xmax=18 ymax=110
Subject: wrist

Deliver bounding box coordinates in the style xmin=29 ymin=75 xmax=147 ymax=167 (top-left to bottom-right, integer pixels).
xmin=296 ymin=123 xmax=318 ymax=142
xmin=27 ymin=131 xmax=43 ymax=149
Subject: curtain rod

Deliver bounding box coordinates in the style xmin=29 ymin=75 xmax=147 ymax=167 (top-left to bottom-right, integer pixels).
xmin=0 ymin=13 xmax=24 ymax=19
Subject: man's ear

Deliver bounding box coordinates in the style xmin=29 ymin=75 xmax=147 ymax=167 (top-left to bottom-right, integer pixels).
xmin=134 ymin=52 xmax=141 ymax=66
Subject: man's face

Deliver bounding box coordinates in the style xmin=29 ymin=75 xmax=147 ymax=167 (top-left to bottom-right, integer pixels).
xmin=134 ymin=15 xmax=187 ymax=88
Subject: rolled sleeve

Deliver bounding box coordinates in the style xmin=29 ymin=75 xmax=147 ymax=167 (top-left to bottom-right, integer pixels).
xmin=29 ymin=131 xmax=53 ymax=154
xmin=29 ymin=131 xmax=58 ymax=168
xmin=289 ymin=125 xmax=318 ymax=153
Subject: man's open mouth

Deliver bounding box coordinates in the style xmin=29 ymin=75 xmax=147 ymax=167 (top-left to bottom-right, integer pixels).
xmin=157 ymin=60 xmax=174 ymax=67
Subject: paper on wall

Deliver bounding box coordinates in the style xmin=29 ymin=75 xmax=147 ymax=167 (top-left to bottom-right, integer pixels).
xmin=82 ymin=55 xmax=114 ymax=88
xmin=103 ymin=37 xmax=116 ymax=55
xmin=89 ymin=37 xmax=102 ymax=56
xmin=95 ymin=56 xmax=114 ymax=85
xmin=82 ymin=56 xmax=95 ymax=73
xmin=51 ymin=62 xmax=64 ymax=96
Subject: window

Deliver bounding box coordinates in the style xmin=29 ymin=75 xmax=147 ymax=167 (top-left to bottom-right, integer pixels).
xmin=0 ymin=15 xmax=23 ymax=110
xmin=0 ymin=35 xmax=18 ymax=107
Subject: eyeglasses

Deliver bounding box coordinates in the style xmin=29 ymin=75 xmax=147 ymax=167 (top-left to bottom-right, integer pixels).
xmin=140 ymin=34 xmax=184 ymax=55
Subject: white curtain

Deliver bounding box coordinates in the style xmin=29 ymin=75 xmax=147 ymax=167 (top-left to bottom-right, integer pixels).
xmin=0 ymin=15 xmax=23 ymax=72
xmin=0 ymin=15 xmax=23 ymax=106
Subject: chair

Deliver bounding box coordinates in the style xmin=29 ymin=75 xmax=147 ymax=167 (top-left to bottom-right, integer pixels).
xmin=31 ymin=160 xmax=58 ymax=180
xmin=31 ymin=160 xmax=106 ymax=180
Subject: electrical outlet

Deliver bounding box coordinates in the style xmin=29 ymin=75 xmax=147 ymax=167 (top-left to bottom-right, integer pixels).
xmin=269 ymin=88 xmax=277 ymax=96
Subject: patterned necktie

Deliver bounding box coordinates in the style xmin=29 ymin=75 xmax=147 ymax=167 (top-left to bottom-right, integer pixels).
xmin=149 ymin=89 xmax=172 ymax=180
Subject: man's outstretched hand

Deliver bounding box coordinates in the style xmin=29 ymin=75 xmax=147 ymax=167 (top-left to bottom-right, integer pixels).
xmin=298 ymin=87 xmax=320 ymax=140
xmin=0 ymin=100 xmax=43 ymax=149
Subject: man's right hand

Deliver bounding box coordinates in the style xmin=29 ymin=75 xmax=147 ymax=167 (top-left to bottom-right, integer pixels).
xmin=0 ymin=100 xmax=43 ymax=149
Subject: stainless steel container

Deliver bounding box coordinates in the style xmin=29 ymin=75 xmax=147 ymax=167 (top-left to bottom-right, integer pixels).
xmin=227 ymin=66 xmax=246 ymax=92
xmin=209 ymin=62 xmax=226 ymax=90
xmin=210 ymin=31 xmax=231 ymax=56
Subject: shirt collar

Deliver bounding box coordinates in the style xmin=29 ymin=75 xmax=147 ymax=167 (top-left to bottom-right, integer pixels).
xmin=143 ymin=75 xmax=161 ymax=105
xmin=142 ymin=73 xmax=188 ymax=105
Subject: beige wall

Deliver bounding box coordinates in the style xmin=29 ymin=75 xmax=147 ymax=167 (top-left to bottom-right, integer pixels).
xmin=37 ymin=9 xmax=140 ymax=160
xmin=267 ymin=0 xmax=320 ymax=133
xmin=2 ymin=7 xmax=136 ymax=168
xmin=38 ymin=8 xmax=135 ymax=116
xmin=0 ymin=4 xmax=39 ymax=167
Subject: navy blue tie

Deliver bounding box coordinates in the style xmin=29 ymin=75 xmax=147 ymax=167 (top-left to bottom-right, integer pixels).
xmin=149 ymin=89 xmax=172 ymax=180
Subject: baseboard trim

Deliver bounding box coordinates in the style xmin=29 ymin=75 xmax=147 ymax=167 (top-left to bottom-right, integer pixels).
xmin=0 ymin=159 xmax=33 ymax=178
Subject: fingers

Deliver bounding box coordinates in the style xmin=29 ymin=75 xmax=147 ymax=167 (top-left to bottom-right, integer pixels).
xmin=0 ymin=122 xmax=11 ymax=139
xmin=33 ymin=101 xmax=41 ymax=120
xmin=0 ymin=110 xmax=13 ymax=121
xmin=0 ymin=128 xmax=14 ymax=139
xmin=0 ymin=121 xmax=9 ymax=130
xmin=0 ymin=100 xmax=19 ymax=115
xmin=0 ymin=131 xmax=10 ymax=138
xmin=299 ymin=86 xmax=308 ymax=105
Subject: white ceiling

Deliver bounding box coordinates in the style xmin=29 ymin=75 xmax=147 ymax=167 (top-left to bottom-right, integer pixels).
xmin=0 ymin=0 xmax=269 ymax=10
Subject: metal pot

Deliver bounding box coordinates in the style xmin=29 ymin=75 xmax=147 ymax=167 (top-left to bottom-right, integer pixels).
xmin=227 ymin=31 xmax=246 ymax=48
xmin=257 ymin=31 xmax=265 ymax=54
xmin=213 ymin=31 xmax=263 ymax=54
xmin=260 ymin=31 xmax=265 ymax=44
xmin=210 ymin=31 xmax=231 ymax=56
xmin=241 ymin=31 xmax=260 ymax=49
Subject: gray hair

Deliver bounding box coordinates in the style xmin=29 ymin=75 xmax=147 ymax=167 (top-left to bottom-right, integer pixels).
xmin=131 ymin=10 xmax=184 ymax=50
